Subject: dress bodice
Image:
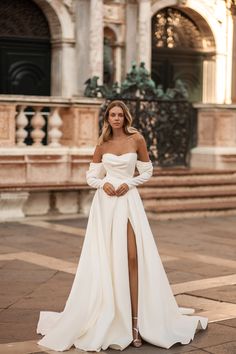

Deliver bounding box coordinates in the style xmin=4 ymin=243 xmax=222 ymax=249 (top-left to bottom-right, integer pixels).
xmin=102 ymin=152 xmax=137 ymax=180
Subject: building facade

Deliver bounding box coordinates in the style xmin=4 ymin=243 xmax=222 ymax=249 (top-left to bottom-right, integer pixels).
xmin=1 ymin=0 xmax=236 ymax=219
xmin=1 ymin=0 xmax=235 ymax=103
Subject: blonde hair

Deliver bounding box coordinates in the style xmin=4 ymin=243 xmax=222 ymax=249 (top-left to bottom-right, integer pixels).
xmin=98 ymin=100 xmax=138 ymax=145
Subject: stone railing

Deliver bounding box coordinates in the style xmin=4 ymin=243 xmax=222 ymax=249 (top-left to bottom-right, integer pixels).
xmin=0 ymin=95 xmax=103 ymax=148
xmin=0 ymin=95 xmax=104 ymax=219
xmin=16 ymin=105 xmax=62 ymax=147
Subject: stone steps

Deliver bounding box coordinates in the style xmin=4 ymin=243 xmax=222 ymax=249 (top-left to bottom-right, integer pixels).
xmin=139 ymin=168 xmax=236 ymax=220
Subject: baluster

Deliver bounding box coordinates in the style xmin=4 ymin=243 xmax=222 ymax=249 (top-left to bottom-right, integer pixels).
xmin=30 ymin=106 xmax=45 ymax=146
xmin=48 ymin=107 xmax=63 ymax=147
xmin=15 ymin=106 xmax=28 ymax=146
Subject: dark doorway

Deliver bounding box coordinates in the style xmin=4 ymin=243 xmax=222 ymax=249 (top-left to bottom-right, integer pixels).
xmin=151 ymin=7 xmax=214 ymax=102
xmin=0 ymin=0 xmax=51 ymax=96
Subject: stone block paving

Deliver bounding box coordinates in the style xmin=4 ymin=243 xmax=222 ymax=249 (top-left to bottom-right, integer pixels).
xmin=0 ymin=215 xmax=235 ymax=354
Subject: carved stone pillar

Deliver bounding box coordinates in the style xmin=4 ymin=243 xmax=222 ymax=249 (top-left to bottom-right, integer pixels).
xmin=138 ymin=0 xmax=151 ymax=70
xmin=231 ymin=6 xmax=236 ymax=102
xmin=90 ymin=0 xmax=104 ymax=82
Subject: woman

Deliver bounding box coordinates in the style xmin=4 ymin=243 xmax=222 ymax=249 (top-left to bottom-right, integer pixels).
xmin=36 ymin=100 xmax=208 ymax=352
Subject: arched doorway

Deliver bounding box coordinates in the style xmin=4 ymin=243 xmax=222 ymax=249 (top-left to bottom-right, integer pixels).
xmin=0 ymin=0 xmax=51 ymax=95
xmin=151 ymin=7 xmax=215 ymax=102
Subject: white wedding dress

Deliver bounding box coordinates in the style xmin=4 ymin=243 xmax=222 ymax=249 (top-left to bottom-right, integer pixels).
xmin=36 ymin=152 xmax=208 ymax=352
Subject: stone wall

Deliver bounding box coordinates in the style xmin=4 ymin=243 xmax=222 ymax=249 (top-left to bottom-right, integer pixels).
xmin=191 ymin=104 xmax=236 ymax=169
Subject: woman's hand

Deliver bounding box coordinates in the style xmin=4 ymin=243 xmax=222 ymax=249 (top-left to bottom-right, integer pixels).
xmin=116 ymin=183 xmax=129 ymax=196
xmin=103 ymin=182 xmax=116 ymax=196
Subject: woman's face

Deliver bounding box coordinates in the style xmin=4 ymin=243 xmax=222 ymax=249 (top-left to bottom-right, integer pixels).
xmin=108 ymin=106 xmax=125 ymax=130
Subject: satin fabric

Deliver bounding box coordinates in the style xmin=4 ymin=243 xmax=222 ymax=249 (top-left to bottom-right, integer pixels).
xmin=36 ymin=153 xmax=208 ymax=352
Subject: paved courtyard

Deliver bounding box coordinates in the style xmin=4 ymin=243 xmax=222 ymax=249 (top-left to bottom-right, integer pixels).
xmin=0 ymin=214 xmax=236 ymax=354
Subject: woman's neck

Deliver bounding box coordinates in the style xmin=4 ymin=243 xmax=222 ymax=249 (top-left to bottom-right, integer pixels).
xmin=111 ymin=128 xmax=127 ymax=140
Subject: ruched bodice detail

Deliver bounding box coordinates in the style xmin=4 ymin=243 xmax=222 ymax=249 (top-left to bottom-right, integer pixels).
xmin=102 ymin=152 xmax=137 ymax=180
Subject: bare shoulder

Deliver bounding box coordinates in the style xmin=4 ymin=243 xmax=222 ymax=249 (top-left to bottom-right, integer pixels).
xmin=132 ymin=132 xmax=147 ymax=147
xmin=132 ymin=131 xmax=146 ymax=143
xmin=134 ymin=132 xmax=149 ymax=161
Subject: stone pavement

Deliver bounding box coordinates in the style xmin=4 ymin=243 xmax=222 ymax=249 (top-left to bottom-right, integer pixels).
xmin=0 ymin=214 xmax=236 ymax=354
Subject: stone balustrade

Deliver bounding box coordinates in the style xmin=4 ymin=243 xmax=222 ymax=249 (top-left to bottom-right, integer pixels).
xmin=0 ymin=95 xmax=103 ymax=220
xmin=0 ymin=95 xmax=103 ymax=148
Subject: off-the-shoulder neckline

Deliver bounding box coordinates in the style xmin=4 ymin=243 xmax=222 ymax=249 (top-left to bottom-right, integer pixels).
xmin=102 ymin=152 xmax=137 ymax=158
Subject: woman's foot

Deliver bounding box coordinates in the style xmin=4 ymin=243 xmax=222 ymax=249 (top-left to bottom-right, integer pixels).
xmin=132 ymin=316 xmax=142 ymax=348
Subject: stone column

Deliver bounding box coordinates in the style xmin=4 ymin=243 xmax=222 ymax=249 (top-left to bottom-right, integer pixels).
xmin=90 ymin=0 xmax=104 ymax=83
xmin=231 ymin=6 xmax=236 ymax=103
xmin=138 ymin=0 xmax=151 ymax=71
xmin=51 ymin=40 xmax=76 ymax=97
xmin=202 ymin=59 xmax=216 ymax=103
xmin=126 ymin=0 xmax=138 ymax=71
xmin=75 ymin=0 xmax=90 ymax=95
xmin=115 ymin=45 xmax=122 ymax=83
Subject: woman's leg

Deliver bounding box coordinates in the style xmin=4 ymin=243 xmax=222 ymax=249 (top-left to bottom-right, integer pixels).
xmin=127 ymin=219 xmax=142 ymax=344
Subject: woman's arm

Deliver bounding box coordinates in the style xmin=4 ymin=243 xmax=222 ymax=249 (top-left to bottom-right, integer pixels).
xmin=124 ymin=133 xmax=153 ymax=189
xmin=86 ymin=145 xmax=106 ymax=189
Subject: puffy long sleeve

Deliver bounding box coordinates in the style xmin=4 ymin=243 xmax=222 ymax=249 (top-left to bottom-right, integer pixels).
xmin=124 ymin=160 xmax=153 ymax=190
xmin=86 ymin=162 xmax=107 ymax=189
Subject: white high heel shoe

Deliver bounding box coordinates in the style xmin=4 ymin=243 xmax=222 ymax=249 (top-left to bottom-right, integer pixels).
xmin=132 ymin=316 xmax=142 ymax=348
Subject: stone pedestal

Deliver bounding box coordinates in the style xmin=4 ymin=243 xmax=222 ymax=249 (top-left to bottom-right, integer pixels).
xmin=23 ymin=192 xmax=50 ymax=216
xmin=79 ymin=190 xmax=95 ymax=216
xmin=55 ymin=191 xmax=79 ymax=214
xmin=0 ymin=192 xmax=29 ymax=220
xmin=191 ymin=105 xmax=236 ymax=169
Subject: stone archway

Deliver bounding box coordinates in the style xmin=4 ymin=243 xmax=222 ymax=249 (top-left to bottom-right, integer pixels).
xmin=151 ymin=6 xmax=216 ymax=102
xmin=33 ymin=0 xmax=74 ymax=41
xmin=32 ymin=0 xmax=75 ymax=97
xmin=151 ymin=0 xmax=232 ymax=103
xmin=0 ymin=0 xmax=51 ymax=95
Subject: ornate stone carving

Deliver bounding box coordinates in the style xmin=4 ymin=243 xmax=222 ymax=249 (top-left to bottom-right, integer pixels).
xmin=153 ymin=7 xmax=204 ymax=49
xmin=0 ymin=0 xmax=50 ymax=39
xmin=104 ymin=4 xmax=125 ymax=23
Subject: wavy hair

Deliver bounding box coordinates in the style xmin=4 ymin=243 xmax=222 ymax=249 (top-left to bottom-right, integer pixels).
xmin=98 ymin=100 xmax=138 ymax=145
